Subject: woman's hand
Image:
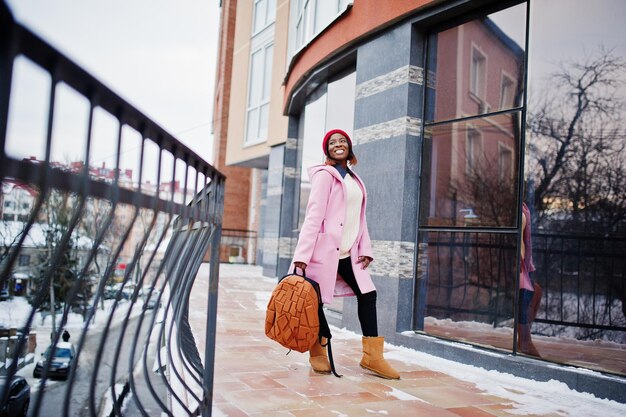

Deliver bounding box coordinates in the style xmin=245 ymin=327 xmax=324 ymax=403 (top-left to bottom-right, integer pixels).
xmin=357 ymin=256 xmax=373 ymax=270
xmin=294 ymin=261 xmax=307 ymax=273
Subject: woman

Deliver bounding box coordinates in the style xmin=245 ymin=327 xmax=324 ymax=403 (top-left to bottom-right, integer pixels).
xmin=518 ymin=202 xmax=541 ymax=357
xmin=292 ymin=128 xmax=400 ymax=380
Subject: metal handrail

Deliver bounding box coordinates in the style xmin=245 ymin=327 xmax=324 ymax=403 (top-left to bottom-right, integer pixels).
xmin=0 ymin=3 xmax=224 ymax=416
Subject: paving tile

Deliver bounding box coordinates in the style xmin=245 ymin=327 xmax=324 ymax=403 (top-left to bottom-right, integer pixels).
xmin=219 ymin=387 xmax=319 ymax=414
xmin=292 ymin=399 xmax=461 ymax=417
xmin=188 ymin=264 xmax=596 ymax=417
xmin=447 ymin=406 xmax=503 ymax=417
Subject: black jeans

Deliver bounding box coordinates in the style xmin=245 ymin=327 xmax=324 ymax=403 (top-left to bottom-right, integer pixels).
xmin=337 ymin=257 xmax=378 ymax=337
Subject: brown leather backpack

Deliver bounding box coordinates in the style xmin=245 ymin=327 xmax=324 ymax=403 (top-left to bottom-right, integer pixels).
xmin=265 ymin=272 xmax=320 ymax=352
xmin=265 ymin=271 xmax=340 ymax=376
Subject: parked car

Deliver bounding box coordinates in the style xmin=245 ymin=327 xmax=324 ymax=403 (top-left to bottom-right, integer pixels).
xmin=144 ymin=290 xmax=161 ymax=310
xmin=0 ymin=375 xmax=30 ymax=417
xmin=33 ymin=341 xmax=76 ymax=380
xmin=0 ymin=287 xmax=9 ymax=301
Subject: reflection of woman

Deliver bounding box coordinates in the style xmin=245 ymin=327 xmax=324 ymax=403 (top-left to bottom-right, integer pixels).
xmin=519 ymin=202 xmax=541 ymax=356
xmin=292 ymin=129 xmax=400 ymax=379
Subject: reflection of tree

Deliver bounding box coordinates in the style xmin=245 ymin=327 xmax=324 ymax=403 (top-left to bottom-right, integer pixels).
xmin=526 ymin=48 xmax=626 ymax=339
xmin=527 ymin=48 xmax=626 ymax=231
xmin=457 ymin=153 xmax=516 ymax=227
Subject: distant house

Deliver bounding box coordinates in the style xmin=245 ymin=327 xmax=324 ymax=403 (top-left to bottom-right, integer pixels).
xmin=1 ymin=180 xmax=37 ymax=222
xmin=0 ymin=221 xmax=109 ymax=297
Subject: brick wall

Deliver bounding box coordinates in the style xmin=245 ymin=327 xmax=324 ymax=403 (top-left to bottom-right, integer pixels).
xmin=212 ymin=0 xmax=252 ymax=232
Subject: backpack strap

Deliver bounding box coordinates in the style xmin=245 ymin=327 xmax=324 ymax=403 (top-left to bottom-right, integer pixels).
xmin=318 ymin=303 xmax=342 ymax=378
xmin=294 ymin=266 xmax=342 ymax=378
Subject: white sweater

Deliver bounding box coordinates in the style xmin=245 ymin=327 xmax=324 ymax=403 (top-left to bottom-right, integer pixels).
xmin=339 ymin=173 xmax=363 ymax=259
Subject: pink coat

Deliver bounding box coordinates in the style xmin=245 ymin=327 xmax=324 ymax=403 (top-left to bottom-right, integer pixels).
xmin=292 ymin=165 xmax=376 ymax=304
xmin=520 ymin=202 xmax=536 ymax=291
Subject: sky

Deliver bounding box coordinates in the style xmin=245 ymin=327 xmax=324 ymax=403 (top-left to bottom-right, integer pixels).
xmin=4 ymin=0 xmax=220 ymax=175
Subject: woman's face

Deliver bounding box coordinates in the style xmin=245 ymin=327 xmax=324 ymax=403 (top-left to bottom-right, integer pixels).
xmin=327 ymin=133 xmax=350 ymax=162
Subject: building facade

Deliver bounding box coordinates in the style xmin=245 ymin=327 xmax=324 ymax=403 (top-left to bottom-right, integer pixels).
xmin=214 ymin=0 xmax=626 ymax=397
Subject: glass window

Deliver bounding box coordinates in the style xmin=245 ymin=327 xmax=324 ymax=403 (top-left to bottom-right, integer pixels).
xmin=245 ymin=44 xmax=274 ymax=145
xmin=418 ymin=0 xmax=626 ymax=374
xmin=499 ymin=73 xmax=515 ymax=108
xmin=470 ymin=47 xmax=487 ymax=100
xmin=297 ymin=71 xmax=356 ymax=228
xmin=292 ymin=0 xmax=351 ymax=52
xmin=524 ymin=0 xmax=626 ymax=372
xmin=18 ymin=254 xmax=30 ymax=266
xmin=415 ymin=230 xmax=516 ymax=349
xmin=418 ymin=3 xmax=527 ymax=357
xmin=420 ymin=112 xmax=521 ymax=228
xmin=297 ymin=85 xmax=327 ymax=229
xmin=425 ymin=5 xmax=526 ymax=123
xmin=253 ymin=0 xmax=276 ymax=33
xmin=466 ymin=126 xmax=483 ymax=174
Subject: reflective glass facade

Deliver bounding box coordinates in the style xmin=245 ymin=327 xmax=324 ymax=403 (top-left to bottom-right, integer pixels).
xmin=287 ymin=0 xmax=625 ymax=379
xmin=417 ymin=0 xmax=626 ymax=374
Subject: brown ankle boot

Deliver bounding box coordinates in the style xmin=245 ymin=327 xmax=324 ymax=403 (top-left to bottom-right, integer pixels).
xmin=360 ymin=336 xmax=400 ymax=379
xmin=517 ymin=324 xmax=541 ymax=357
xmin=309 ymin=338 xmax=331 ymax=374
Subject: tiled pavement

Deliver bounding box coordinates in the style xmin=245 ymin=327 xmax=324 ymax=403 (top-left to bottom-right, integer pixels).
xmin=188 ymin=264 xmax=623 ymax=417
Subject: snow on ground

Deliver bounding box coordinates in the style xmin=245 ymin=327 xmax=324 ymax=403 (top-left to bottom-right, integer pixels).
xmin=321 ymin=325 xmax=626 ymax=417
xmin=0 ymin=294 xmax=147 ymax=372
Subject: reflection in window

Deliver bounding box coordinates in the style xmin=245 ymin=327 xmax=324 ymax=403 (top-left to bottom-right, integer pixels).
xmin=470 ymin=46 xmax=487 ymax=100
xmin=418 ymin=0 xmax=626 ymax=373
xmin=421 ymin=113 xmax=520 ymax=228
xmin=246 ymin=44 xmax=274 ymax=145
xmin=498 ymin=144 xmax=513 ymax=181
xmin=466 ymin=127 xmax=483 ymax=174
xmin=415 ymin=231 xmax=516 ymax=349
xmin=524 ymin=0 xmax=626 ymax=368
xmin=500 ymin=73 xmax=515 ymax=108
xmin=426 ymin=4 xmax=526 ymax=123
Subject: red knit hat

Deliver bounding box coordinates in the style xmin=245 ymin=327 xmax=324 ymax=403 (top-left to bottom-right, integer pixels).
xmin=322 ymin=129 xmax=352 ymax=156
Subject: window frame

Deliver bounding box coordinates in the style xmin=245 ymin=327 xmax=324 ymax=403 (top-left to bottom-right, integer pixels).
xmin=499 ymin=71 xmax=515 ymax=109
xmin=252 ymin=0 xmax=276 ymax=35
xmin=470 ymin=44 xmax=488 ymax=104
xmin=465 ymin=125 xmax=484 ymax=175
xmin=244 ymin=42 xmax=274 ymax=147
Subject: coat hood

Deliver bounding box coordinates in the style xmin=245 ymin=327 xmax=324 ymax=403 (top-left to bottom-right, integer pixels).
xmin=307 ymin=164 xmax=344 ymax=182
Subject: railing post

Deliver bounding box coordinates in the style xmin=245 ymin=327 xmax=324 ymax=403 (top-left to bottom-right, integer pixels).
xmin=202 ymin=174 xmax=224 ymax=417
xmin=0 ymin=1 xmax=16 ymax=178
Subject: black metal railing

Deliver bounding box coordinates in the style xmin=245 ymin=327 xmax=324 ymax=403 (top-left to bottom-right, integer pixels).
xmin=532 ymin=232 xmax=626 ymax=337
xmin=0 ymin=3 xmax=224 ymax=417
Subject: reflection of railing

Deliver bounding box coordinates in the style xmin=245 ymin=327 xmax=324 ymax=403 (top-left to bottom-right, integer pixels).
xmin=423 ymin=231 xmax=516 ymax=327
xmin=220 ymin=229 xmax=257 ymax=264
xmin=0 ymin=4 xmax=224 ymax=417
xmin=423 ymin=230 xmax=626 ymax=338
xmin=532 ymin=232 xmax=626 ymax=336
